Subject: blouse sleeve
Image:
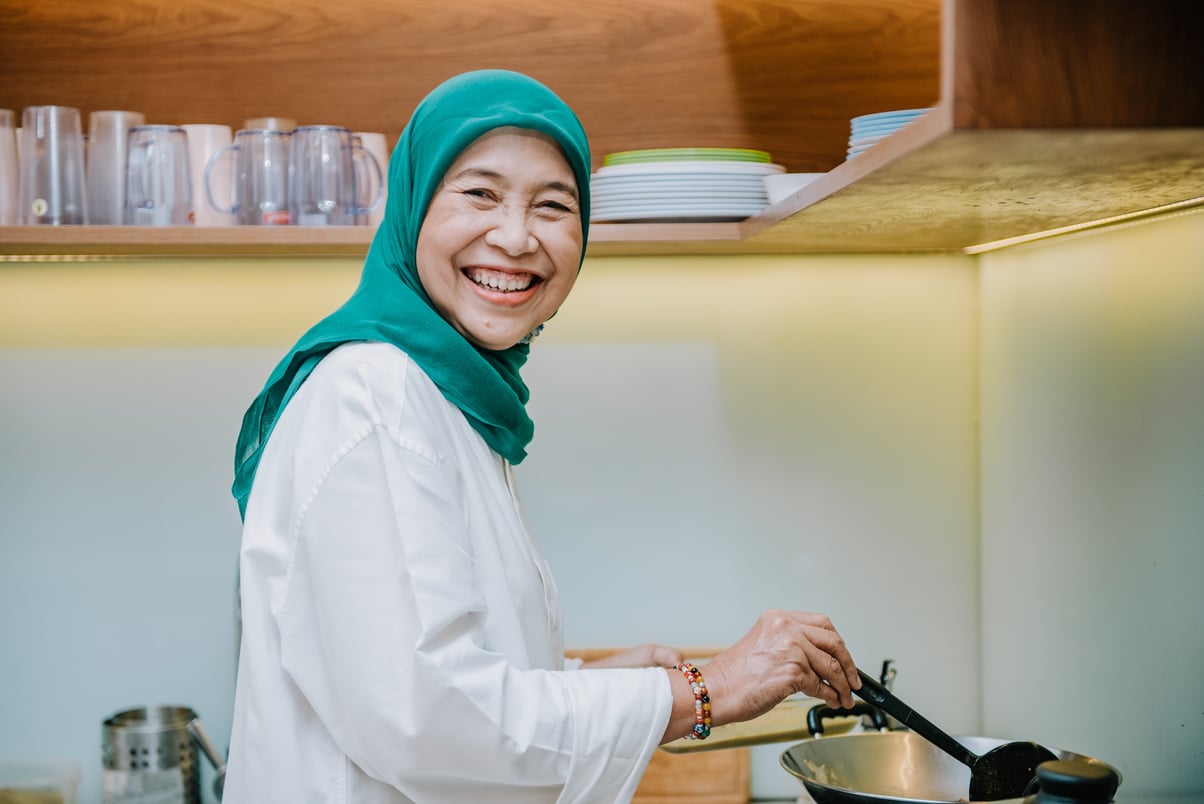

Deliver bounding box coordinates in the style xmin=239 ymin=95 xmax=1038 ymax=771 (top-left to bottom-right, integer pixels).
xmin=273 ymin=423 xmax=671 ymax=803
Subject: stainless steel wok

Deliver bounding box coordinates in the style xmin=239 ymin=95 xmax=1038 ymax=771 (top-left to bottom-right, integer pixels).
xmin=780 ymin=731 xmax=1115 ymax=804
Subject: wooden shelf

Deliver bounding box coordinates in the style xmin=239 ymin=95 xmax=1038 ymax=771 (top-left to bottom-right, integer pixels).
xmin=5 ymin=107 xmax=1200 ymax=259
xmin=2 ymin=0 xmax=1200 ymax=259
xmin=0 ymin=224 xmax=371 ymax=258
xmin=0 ymin=221 xmax=745 ymax=259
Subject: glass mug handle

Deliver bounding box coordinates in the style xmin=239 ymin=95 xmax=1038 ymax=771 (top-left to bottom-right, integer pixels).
xmin=204 ymin=144 xmax=238 ymax=216
xmin=351 ymin=146 xmax=384 ymax=216
xmin=124 ymin=135 xmax=153 ymax=225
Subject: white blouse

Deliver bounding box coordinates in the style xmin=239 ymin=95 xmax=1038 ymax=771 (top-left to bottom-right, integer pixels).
xmin=224 ymin=342 xmax=671 ymax=804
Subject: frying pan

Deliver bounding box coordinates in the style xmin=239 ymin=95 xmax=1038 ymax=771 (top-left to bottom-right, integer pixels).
xmin=780 ymin=732 xmax=1116 ymax=804
xmin=781 ymin=705 xmax=1120 ymax=804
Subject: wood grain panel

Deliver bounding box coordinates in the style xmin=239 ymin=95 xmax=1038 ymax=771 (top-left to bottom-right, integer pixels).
xmin=0 ymin=0 xmax=940 ymax=173
xmin=949 ymin=0 xmax=1204 ymax=128
xmin=633 ymin=748 xmax=749 ymax=804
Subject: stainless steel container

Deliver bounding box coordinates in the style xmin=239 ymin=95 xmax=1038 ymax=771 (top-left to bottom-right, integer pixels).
xmin=101 ymin=706 xmax=202 ymax=804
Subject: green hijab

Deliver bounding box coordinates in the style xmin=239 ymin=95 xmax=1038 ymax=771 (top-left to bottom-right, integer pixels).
xmin=232 ymin=70 xmax=592 ymax=519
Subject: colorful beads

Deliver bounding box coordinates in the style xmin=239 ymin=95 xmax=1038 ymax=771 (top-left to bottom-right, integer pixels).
xmin=677 ymin=662 xmax=712 ymax=740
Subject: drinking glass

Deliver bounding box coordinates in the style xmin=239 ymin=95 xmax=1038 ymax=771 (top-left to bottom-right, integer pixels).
xmin=19 ymin=105 xmax=88 ymax=224
xmin=289 ymin=125 xmax=382 ymax=226
xmin=0 ymin=109 xmax=17 ymax=225
xmin=353 ymin=131 xmax=389 ymax=227
xmin=243 ymin=116 xmax=296 ymax=133
xmin=124 ymin=125 xmax=193 ymax=226
xmin=87 ymin=110 xmax=146 ymax=224
xmin=205 ymin=128 xmax=291 ymax=225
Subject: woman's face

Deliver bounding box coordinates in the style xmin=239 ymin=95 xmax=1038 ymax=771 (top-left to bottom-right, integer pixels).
xmin=416 ymin=127 xmax=584 ymax=351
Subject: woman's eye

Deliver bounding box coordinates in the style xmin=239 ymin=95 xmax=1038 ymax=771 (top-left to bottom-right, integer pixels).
xmin=537 ymin=199 xmax=572 ymax=213
xmin=464 ymin=188 xmax=497 ymax=201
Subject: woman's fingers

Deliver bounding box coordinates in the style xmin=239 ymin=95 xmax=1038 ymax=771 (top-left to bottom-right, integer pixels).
xmin=650 ymin=643 xmax=684 ymax=668
xmin=583 ymin=643 xmax=685 ymax=669
xmin=701 ymin=609 xmax=862 ymax=726
xmin=784 ymin=611 xmax=860 ymax=700
xmin=752 ymin=610 xmax=860 ymax=709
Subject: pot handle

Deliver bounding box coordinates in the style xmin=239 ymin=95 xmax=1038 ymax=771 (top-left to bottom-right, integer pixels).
xmin=186 ymin=717 xmax=227 ymax=800
xmin=806 ymin=701 xmax=889 ymax=736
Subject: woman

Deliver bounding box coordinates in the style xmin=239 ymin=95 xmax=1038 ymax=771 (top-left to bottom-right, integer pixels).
xmin=225 ymin=69 xmax=860 ymax=803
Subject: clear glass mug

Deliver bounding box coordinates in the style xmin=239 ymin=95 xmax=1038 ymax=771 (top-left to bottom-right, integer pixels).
xmin=352 ymin=131 xmax=389 ymax=227
xmin=205 ymin=128 xmax=291 ymax=225
xmin=124 ymin=124 xmax=194 ymax=226
xmin=289 ymin=125 xmax=382 ymax=226
xmin=19 ymin=105 xmax=88 ymax=224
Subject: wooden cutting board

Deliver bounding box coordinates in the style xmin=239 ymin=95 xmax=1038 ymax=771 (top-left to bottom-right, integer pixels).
xmin=660 ymin=696 xmax=860 ymax=754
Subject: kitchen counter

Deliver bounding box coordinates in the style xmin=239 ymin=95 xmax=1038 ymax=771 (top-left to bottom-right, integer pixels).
xmin=752 ymin=795 xmax=1201 ymax=803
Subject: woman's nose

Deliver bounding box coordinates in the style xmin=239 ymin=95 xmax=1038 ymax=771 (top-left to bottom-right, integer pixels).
xmin=484 ymin=209 xmax=538 ymax=256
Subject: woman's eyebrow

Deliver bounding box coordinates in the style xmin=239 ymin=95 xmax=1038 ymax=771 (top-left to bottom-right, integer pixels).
xmin=452 ymin=167 xmax=578 ymax=201
xmin=545 ymin=181 xmax=579 ymax=201
xmin=453 ymin=166 xmax=504 ymax=182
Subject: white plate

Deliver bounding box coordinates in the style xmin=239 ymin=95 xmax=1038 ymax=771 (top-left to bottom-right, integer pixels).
xmin=850 ymin=108 xmax=931 ymax=126
xmin=850 ymin=122 xmax=906 ymax=135
xmin=594 ymin=201 xmax=765 ymax=212
xmin=852 ymin=118 xmax=920 ymax=132
xmin=592 ymin=188 xmax=770 ymax=201
xmin=850 ymin=121 xmax=920 ymax=135
xmin=593 ymin=161 xmax=786 ymax=177
xmin=851 ymin=114 xmax=924 ymax=128
xmin=593 ymin=174 xmax=773 ymax=187
xmin=593 ymin=183 xmax=770 ymax=198
xmin=763 ymin=172 xmax=825 ymax=204
xmin=592 ymin=200 xmax=766 ymax=214
xmin=847 ymin=134 xmax=889 ymax=147
xmin=592 ymin=181 xmax=769 ymax=194
xmin=592 ymin=209 xmax=759 ymax=222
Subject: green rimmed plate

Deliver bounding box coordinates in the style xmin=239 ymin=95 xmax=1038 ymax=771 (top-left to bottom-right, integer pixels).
xmin=603 ymin=147 xmax=772 ymax=166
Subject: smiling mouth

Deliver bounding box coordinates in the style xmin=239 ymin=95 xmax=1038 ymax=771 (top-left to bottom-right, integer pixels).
xmin=465 ymin=267 xmax=541 ymax=293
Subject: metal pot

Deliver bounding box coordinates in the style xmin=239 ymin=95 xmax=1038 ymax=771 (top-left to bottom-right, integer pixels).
xmin=101 ymin=706 xmax=226 ymax=803
xmin=780 ymin=731 xmax=1115 ymax=804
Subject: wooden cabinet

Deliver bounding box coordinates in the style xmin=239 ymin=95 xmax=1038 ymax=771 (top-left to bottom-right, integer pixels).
xmin=1 ymin=0 xmax=1201 ymax=257
xmin=633 ymin=749 xmax=750 ymax=804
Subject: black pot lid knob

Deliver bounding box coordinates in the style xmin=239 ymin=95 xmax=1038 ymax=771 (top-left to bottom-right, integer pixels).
xmin=1033 ymin=759 xmax=1121 ymax=803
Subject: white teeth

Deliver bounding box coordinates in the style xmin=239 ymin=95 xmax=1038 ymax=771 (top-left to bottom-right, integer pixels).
xmin=468 ymin=269 xmax=533 ymax=292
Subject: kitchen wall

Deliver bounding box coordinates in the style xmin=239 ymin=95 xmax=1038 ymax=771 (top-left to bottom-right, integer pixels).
xmin=522 ymin=255 xmax=982 ymax=799
xmin=2 ymin=210 xmax=1200 ymax=802
xmin=977 ymin=210 xmax=1204 ymax=797
xmin=0 ymin=251 xmax=979 ymax=801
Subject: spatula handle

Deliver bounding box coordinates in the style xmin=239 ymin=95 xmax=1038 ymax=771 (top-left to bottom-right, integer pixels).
xmin=853 ymin=669 xmax=979 ymax=768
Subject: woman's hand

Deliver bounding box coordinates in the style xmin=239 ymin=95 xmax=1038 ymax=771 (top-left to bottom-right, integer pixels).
xmin=707 ymin=609 xmax=860 ymax=721
xmin=581 ymin=643 xmax=683 ymax=670
xmin=660 ymin=610 xmax=860 ymax=743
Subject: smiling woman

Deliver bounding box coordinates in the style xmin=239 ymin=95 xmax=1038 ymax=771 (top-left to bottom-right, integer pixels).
xmin=416 ymin=127 xmax=584 ymax=351
xmin=221 ymin=69 xmax=862 ymax=804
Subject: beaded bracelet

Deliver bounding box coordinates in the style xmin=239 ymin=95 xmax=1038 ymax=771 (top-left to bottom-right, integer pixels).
xmin=677 ymin=662 xmax=712 ymax=740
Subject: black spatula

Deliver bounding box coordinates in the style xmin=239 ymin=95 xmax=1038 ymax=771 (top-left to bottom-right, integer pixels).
xmin=852 ymin=669 xmax=1057 ymax=800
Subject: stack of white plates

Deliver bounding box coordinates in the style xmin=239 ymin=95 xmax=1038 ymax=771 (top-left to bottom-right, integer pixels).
xmin=846 ymin=108 xmax=932 ymax=160
xmin=591 ymin=148 xmax=782 ymax=222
